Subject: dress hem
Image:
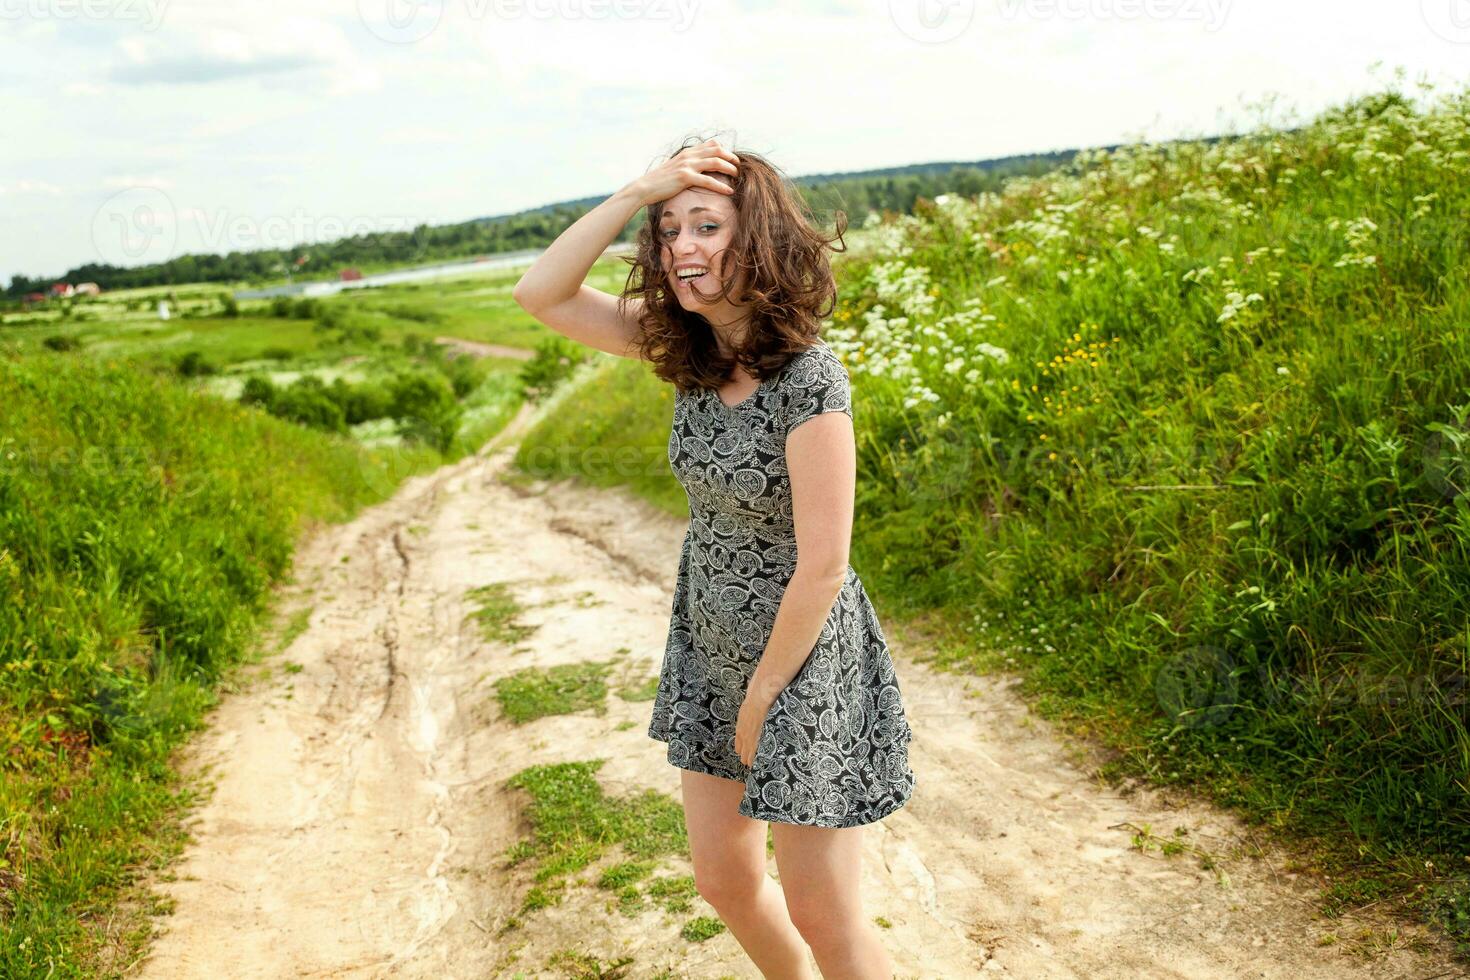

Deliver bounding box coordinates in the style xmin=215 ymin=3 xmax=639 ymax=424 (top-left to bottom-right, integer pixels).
xmin=648 ymin=727 xmax=914 ymax=828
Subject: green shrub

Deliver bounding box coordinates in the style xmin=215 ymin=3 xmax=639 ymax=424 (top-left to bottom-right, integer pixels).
xmin=174 ymin=350 xmax=219 ymax=377
xmin=328 ymin=378 xmax=393 ymax=424
xmin=239 ymin=374 xmax=277 ymax=409
xmin=437 ymin=351 xmax=485 ymax=398
xmin=388 ymin=370 xmax=463 ymax=452
xmin=338 ymin=323 xmax=381 ymax=344
xmin=271 ymin=377 xmax=347 ymax=433
xmin=519 ymin=335 xmax=589 ymax=402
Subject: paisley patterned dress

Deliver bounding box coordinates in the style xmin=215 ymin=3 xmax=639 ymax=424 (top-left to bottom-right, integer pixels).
xmin=647 ymin=340 xmax=916 ymax=828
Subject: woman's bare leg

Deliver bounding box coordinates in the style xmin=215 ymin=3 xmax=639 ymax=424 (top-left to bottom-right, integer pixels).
xmin=771 ymin=822 xmax=892 ymax=980
xmin=679 ymin=769 xmax=815 ymax=979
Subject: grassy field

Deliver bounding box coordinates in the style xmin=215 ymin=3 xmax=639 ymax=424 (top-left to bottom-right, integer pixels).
xmin=0 ymin=254 xmax=637 ymax=975
xmin=516 ymin=79 xmax=1470 ymax=952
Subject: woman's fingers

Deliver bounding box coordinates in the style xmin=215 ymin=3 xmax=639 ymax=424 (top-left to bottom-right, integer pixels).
xmin=704 ymin=138 xmax=739 ymax=163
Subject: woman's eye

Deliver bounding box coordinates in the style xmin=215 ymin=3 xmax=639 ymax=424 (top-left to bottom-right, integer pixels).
xmin=660 ymin=224 xmax=717 ymax=239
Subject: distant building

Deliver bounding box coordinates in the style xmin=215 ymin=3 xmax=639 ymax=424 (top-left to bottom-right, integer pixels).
xmin=74 ymin=282 xmax=101 ymax=297
xmin=48 ymin=282 xmax=74 ymax=298
xmin=22 ymin=292 xmax=46 ymax=308
xmin=340 ymin=267 xmax=363 ymax=282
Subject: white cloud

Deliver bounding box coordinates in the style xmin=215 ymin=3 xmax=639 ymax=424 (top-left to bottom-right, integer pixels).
xmin=103 ymin=175 xmax=175 ymax=190
xmin=106 ymin=11 xmax=380 ymax=94
xmin=0 ymin=180 xmax=65 ymax=196
xmin=381 ymin=126 xmax=461 ymax=145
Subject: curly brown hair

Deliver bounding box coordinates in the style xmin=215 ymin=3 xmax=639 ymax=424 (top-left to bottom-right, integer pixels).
xmin=621 ymin=137 xmax=848 ymax=393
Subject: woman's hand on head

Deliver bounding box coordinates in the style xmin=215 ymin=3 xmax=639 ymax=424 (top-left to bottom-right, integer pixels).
xmin=626 ymin=138 xmax=739 ymax=208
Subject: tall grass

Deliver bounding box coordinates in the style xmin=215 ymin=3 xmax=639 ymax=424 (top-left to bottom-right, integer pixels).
xmin=524 ymin=79 xmax=1470 ymax=949
xmin=835 ymin=79 xmax=1470 ymax=944
xmin=0 ymin=350 xmax=439 ymax=975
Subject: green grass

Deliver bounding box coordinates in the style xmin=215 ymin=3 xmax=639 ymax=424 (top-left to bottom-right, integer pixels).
xmin=506 ymin=80 xmax=1470 ymax=956
xmin=0 ymin=255 xmax=630 ymax=973
xmin=544 ymin=948 xmax=636 ymax=979
xmin=513 ymin=356 xmax=689 ymax=519
xmin=1 ymin=257 xmax=631 ymax=468
xmin=0 ymin=350 xmax=427 ymax=975
xmin=615 ymin=675 xmax=660 ymax=703
xmin=500 ymin=759 xmax=689 ymax=925
xmin=644 ymin=874 xmax=699 ymax=915
xmin=493 ymin=661 xmax=617 ymax=724
xmin=678 ymin=916 xmax=726 ymax=942
xmin=464 ymin=582 xmax=540 ymax=646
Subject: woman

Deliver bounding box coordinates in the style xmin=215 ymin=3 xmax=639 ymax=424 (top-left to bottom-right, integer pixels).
xmin=513 ymin=136 xmax=915 ymax=980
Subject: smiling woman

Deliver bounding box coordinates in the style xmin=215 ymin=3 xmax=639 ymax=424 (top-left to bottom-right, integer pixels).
xmin=513 ymin=135 xmax=909 ymax=980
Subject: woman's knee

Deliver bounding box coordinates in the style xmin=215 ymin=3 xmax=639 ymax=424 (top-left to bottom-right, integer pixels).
xmin=784 ymin=894 xmax=832 ymax=939
xmin=692 ymin=859 xmax=766 ymax=910
xmin=679 ymin=769 xmax=769 ymax=910
xmin=785 ymin=898 xmax=856 ymax=949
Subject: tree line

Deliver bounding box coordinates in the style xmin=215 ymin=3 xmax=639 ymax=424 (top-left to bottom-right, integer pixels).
xmin=5 ymin=152 xmax=1079 ymax=298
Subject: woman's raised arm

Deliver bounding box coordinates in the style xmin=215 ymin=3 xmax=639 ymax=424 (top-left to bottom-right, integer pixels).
xmin=512 ymin=139 xmax=738 ymax=360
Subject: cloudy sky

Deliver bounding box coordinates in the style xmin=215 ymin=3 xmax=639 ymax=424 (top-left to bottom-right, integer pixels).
xmin=2 ymin=0 xmax=1468 ymax=282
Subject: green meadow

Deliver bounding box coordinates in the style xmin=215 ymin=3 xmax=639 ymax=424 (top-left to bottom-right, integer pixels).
xmin=0 ymin=259 xmax=628 ymax=974
xmin=4 ymin=76 xmax=1470 ymax=973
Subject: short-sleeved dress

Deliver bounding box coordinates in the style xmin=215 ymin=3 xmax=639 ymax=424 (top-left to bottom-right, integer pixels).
xmin=647 ymin=339 xmax=916 ymax=828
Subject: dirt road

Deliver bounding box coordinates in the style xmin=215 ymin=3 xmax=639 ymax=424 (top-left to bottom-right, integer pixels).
xmin=132 ymin=403 xmax=1463 ymax=979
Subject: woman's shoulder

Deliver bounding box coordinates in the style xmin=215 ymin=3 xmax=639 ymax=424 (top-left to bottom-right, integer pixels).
xmin=776 ymin=339 xmax=845 ymax=381
xmin=775 ymin=338 xmax=852 ymax=425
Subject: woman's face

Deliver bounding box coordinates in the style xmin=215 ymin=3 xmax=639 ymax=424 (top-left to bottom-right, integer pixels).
xmin=657 ymin=186 xmax=739 ymax=309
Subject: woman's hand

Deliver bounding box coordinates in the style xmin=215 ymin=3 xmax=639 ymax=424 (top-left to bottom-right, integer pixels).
xmin=734 ymin=686 xmax=776 ymax=768
xmin=625 ymin=138 xmax=739 ymax=208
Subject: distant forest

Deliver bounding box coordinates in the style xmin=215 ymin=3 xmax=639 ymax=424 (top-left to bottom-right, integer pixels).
xmin=5 ymin=148 xmax=1088 ymax=297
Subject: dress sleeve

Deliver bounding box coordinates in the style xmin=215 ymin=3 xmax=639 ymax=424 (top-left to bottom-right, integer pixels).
xmin=782 ymin=345 xmax=853 ymax=433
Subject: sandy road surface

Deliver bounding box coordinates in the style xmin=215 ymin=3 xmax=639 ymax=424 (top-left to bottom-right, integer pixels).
xmin=132 ymin=404 xmax=1464 ymax=979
